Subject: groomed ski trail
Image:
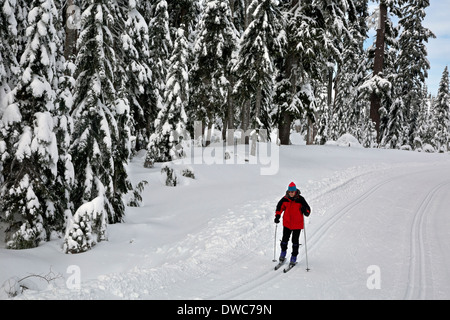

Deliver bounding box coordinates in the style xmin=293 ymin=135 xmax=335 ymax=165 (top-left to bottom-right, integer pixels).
xmin=208 ymin=163 xmax=450 ymax=300
xmin=8 ymin=158 xmax=450 ymax=300
xmin=404 ymin=179 xmax=450 ymax=300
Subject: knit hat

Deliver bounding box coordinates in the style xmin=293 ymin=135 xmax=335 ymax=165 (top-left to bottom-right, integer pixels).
xmin=288 ymin=182 xmax=297 ymax=192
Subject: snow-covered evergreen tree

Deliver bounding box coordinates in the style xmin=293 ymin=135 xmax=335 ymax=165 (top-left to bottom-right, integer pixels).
xmin=190 ymin=0 xmax=238 ymax=134
xmin=386 ymin=0 xmax=435 ymax=149
xmin=166 ymin=0 xmax=202 ymax=34
xmin=233 ymin=0 xmax=286 ymax=133
xmin=413 ymin=89 xmax=434 ymax=151
xmin=145 ymin=26 xmax=190 ymax=166
xmin=0 ymin=0 xmax=61 ymax=249
xmin=351 ymin=0 xmax=377 ymax=147
xmin=278 ymin=0 xmax=355 ymax=145
xmin=0 ymin=0 xmax=19 ymax=116
xmin=333 ymin=0 xmax=370 ymax=142
xmin=432 ymin=66 xmax=450 ymax=153
xmin=53 ymin=61 xmax=75 ymax=233
xmin=123 ymin=0 xmax=153 ymax=151
xmin=363 ymin=2 xmax=399 ymax=147
xmin=111 ymin=0 xmax=138 ymax=220
xmin=145 ymin=0 xmax=172 ymax=142
xmin=67 ymin=0 xmax=132 ymax=253
xmin=13 ymin=0 xmax=29 ymax=64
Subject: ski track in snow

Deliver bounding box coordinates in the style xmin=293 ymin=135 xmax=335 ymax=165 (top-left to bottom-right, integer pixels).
xmin=208 ymin=166 xmax=414 ymax=299
xmin=404 ymin=179 xmax=450 ymax=300
xmin=5 ymin=154 xmax=450 ymax=300
xmin=206 ymin=164 xmax=450 ymax=300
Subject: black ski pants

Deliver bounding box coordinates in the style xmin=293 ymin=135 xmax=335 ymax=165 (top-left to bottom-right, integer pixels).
xmin=280 ymin=226 xmax=301 ymax=257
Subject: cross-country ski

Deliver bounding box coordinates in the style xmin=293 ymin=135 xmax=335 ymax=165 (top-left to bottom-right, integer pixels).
xmin=283 ymin=263 xmax=296 ymax=273
xmin=274 ymin=260 xmax=285 ymax=270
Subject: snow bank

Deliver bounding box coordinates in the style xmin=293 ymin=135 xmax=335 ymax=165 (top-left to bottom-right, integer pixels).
xmin=326 ymin=133 xmax=363 ymax=148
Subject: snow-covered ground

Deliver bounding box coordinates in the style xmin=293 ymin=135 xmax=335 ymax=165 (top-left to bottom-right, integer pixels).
xmin=1 ymin=134 xmax=450 ymax=300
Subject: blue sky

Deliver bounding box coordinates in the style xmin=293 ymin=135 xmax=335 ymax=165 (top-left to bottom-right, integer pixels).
xmin=423 ymin=1 xmax=449 ymax=95
xmin=366 ymin=1 xmax=448 ymax=96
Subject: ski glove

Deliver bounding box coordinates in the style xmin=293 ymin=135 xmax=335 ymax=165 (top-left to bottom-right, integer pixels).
xmin=274 ymin=215 xmax=280 ymax=224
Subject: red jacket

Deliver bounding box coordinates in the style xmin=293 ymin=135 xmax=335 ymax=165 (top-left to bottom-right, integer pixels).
xmin=275 ymin=190 xmax=310 ymax=230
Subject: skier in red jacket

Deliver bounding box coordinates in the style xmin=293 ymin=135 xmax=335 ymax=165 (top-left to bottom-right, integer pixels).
xmin=274 ymin=182 xmax=311 ymax=266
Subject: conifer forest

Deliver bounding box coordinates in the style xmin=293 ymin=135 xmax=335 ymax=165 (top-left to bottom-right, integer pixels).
xmin=0 ymin=0 xmax=448 ymax=251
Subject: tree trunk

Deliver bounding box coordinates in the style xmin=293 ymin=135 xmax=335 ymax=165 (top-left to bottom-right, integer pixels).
xmin=276 ymin=0 xmax=299 ymax=145
xmin=241 ymin=100 xmax=251 ymax=144
xmin=328 ymin=66 xmax=333 ymax=108
xmin=278 ymin=111 xmax=292 ymax=145
xmin=240 ymin=0 xmax=251 ymax=145
xmin=64 ymin=0 xmax=78 ymax=60
xmin=306 ymin=115 xmax=316 ymax=145
xmin=370 ymin=1 xmax=387 ymax=143
xmin=224 ymin=87 xmax=234 ymax=146
xmin=277 ymin=50 xmax=295 ymax=145
xmin=255 ymin=85 xmax=261 ymax=127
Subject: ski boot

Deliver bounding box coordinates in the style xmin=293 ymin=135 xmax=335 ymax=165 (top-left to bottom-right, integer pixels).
xmin=275 ymin=251 xmax=287 ymax=270
xmin=279 ymin=251 xmax=287 ymax=263
xmin=289 ymin=256 xmax=297 ymax=267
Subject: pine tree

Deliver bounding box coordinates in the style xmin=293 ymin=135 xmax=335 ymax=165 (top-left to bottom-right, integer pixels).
xmin=282 ymin=0 xmax=353 ymax=145
xmin=145 ymin=0 xmax=172 ymax=142
xmin=392 ymin=0 xmax=435 ymax=149
xmin=377 ymin=0 xmax=435 ymax=150
xmin=413 ymin=89 xmax=434 ymax=151
xmin=66 ymin=0 xmax=131 ymax=253
xmin=12 ymin=0 xmax=30 ymax=71
xmin=190 ymin=0 xmax=238 ymax=137
xmin=363 ymin=2 xmax=399 ymax=148
xmin=333 ymin=0 xmax=370 ymax=142
xmin=274 ymin=0 xmax=314 ymax=145
xmin=111 ymin=0 xmax=138 ymax=219
xmin=432 ymin=66 xmax=450 ymax=152
xmin=53 ymin=61 xmax=75 ymax=233
xmin=354 ymin=0 xmax=378 ymax=148
xmin=123 ymin=0 xmax=153 ymax=151
xmin=0 ymin=0 xmax=19 ymax=113
xmin=369 ymin=0 xmax=388 ymax=141
xmin=233 ymin=0 xmax=286 ymax=135
xmin=145 ymin=26 xmax=189 ymax=167
xmin=52 ymin=0 xmax=77 ymax=234
xmin=0 ymin=0 xmax=61 ymax=249
xmin=167 ymin=0 xmax=202 ymax=33
xmin=352 ymin=54 xmax=377 ymax=148
xmin=318 ymin=0 xmax=357 ymax=139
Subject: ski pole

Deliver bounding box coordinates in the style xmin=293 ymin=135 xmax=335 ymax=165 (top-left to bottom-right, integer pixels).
xmin=303 ymin=219 xmax=310 ymax=271
xmin=273 ymin=224 xmax=278 ymax=262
